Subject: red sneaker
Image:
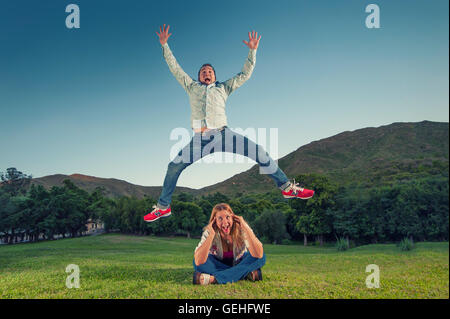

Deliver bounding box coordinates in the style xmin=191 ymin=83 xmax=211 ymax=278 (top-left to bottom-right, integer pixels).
xmin=282 ymin=179 xmax=315 ymax=199
xmin=143 ymin=205 xmax=172 ymax=222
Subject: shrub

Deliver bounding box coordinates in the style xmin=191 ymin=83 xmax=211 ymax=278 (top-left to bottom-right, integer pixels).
xmin=399 ymin=237 xmax=414 ymax=251
xmin=336 ymin=237 xmax=350 ymax=251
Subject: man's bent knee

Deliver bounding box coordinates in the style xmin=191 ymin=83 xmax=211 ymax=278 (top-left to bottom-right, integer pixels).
xmin=168 ymin=160 xmax=189 ymax=172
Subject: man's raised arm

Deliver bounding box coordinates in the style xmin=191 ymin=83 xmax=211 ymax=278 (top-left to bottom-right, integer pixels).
xmin=223 ymin=31 xmax=262 ymax=95
xmin=156 ymin=24 xmax=193 ymax=91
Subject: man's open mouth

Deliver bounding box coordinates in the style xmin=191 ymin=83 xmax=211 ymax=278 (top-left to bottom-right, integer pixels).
xmin=204 ymin=78 xmax=211 ymax=82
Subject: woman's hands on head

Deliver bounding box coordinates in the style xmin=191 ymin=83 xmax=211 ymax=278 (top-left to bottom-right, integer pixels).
xmin=233 ymin=215 xmax=249 ymax=230
xmin=205 ymin=219 xmax=216 ymax=235
xmin=156 ymin=24 xmax=172 ymax=46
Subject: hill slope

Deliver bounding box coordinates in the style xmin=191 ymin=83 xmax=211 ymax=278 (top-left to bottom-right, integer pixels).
xmin=199 ymin=121 xmax=449 ymax=195
xmin=30 ymin=174 xmax=198 ymax=199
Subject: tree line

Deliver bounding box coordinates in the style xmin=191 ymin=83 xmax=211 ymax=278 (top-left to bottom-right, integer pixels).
xmin=0 ymin=168 xmax=448 ymax=245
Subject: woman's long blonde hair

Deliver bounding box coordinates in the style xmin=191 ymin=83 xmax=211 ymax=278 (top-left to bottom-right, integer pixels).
xmin=208 ymin=203 xmax=245 ymax=250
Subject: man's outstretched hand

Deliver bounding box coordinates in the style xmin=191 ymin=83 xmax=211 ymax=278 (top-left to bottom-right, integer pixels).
xmin=156 ymin=24 xmax=172 ymax=46
xmin=243 ymin=31 xmax=261 ymax=50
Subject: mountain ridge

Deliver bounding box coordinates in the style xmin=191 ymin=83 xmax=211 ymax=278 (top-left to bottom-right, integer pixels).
xmin=30 ymin=120 xmax=449 ymax=198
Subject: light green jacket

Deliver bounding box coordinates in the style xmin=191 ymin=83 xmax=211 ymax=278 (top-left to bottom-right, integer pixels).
xmin=162 ymin=43 xmax=257 ymax=129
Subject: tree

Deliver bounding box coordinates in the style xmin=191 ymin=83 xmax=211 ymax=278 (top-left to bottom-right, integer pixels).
xmin=296 ymin=214 xmax=314 ymax=246
xmin=173 ymin=192 xmax=194 ymax=202
xmin=0 ymin=167 xmax=32 ymax=196
xmin=171 ymin=201 xmax=206 ymax=238
xmin=253 ymin=209 xmax=290 ymax=244
xmin=196 ymin=199 xmax=213 ymax=217
xmin=203 ymin=192 xmax=230 ymax=206
xmin=242 ymin=199 xmax=274 ymax=224
xmin=25 ymin=184 xmax=51 ymax=241
xmin=290 ymin=174 xmax=337 ymax=246
xmin=0 ymin=191 xmax=18 ymax=243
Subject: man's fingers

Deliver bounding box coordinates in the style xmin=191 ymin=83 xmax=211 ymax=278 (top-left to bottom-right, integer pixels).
xmin=243 ymin=40 xmax=249 ymax=46
xmin=157 ymin=24 xmax=171 ymax=38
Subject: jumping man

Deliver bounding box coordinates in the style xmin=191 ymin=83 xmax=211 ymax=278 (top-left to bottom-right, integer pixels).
xmin=144 ymin=24 xmax=314 ymax=222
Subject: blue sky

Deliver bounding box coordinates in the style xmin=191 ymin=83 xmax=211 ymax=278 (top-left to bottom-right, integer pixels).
xmin=0 ymin=0 xmax=448 ymax=189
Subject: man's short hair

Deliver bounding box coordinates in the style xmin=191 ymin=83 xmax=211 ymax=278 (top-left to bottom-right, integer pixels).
xmin=198 ymin=63 xmax=216 ymax=82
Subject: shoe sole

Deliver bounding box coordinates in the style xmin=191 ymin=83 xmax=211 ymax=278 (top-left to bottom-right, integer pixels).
xmin=283 ymin=195 xmax=314 ymax=199
xmin=144 ymin=212 xmax=172 ymax=223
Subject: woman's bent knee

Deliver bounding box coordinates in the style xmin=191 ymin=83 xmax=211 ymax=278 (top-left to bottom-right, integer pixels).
xmin=260 ymin=253 xmax=266 ymax=264
xmin=251 ymin=252 xmax=266 ymax=267
xmin=193 ymin=257 xmax=209 ymax=273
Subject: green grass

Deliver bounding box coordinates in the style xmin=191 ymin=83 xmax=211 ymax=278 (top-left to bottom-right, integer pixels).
xmin=0 ymin=234 xmax=448 ymax=299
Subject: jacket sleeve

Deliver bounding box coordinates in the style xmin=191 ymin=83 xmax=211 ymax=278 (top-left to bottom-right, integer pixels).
xmin=162 ymin=43 xmax=194 ymax=91
xmin=223 ymin=48 xmax=257 ymax=95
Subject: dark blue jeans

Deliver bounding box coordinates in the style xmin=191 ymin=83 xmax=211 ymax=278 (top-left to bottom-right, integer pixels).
xmin=158 ymin=127 xmax=289 ymax=207
xmin=193 ymin=252 xmax=266 ymax=284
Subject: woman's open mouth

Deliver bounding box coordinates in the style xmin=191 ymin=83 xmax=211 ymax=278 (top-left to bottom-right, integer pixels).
xmin=221 ymin=225 xmax=230 ymax=233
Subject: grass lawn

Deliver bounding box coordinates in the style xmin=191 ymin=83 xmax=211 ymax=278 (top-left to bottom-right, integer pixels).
xmin=0 ymin=233 xmax=448 ymax=299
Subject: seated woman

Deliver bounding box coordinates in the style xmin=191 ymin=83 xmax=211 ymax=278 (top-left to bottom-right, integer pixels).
xmin=193 ymin=203 xmax=266 ymax=285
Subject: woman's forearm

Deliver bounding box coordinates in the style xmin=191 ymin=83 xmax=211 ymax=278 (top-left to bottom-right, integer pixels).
xmin=194 ymin=233 xmax=214 ymax=266
xmin=243 ymin=226 xmax=264 ymax=258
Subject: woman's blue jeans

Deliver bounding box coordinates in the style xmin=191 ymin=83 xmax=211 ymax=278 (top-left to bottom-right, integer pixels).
xmin=158 ymin=127 xmax=289 ymax=207
xmin=193 ymin=252 xmax=266 ymax=284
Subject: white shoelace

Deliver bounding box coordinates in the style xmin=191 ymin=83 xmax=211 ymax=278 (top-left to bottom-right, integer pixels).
xmin=289 ymin=179 xmax=304 ymax=194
